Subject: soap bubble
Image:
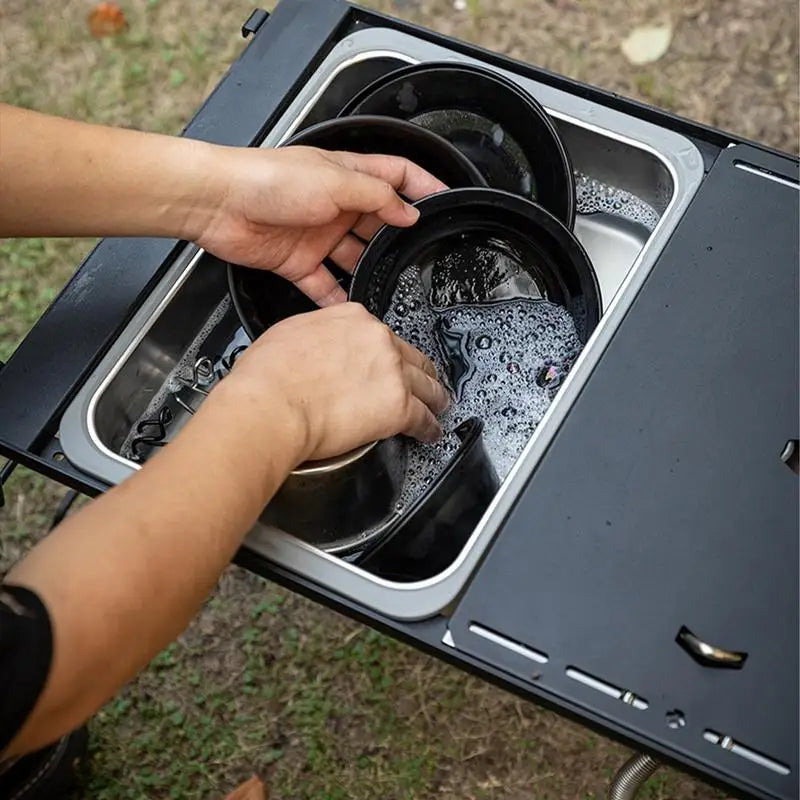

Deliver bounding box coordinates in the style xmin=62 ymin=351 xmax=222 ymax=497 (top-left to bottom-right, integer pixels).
xmin=574 ymin=170 xmax=660 ymax=230
xmin=383 ymin=264 xmax=583 ymax=508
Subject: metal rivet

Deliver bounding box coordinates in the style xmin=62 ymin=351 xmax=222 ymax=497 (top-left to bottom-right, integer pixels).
xmin=666 ymin=710 xmax=686 ymax=730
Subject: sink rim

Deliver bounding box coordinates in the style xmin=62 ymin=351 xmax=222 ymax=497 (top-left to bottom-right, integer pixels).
xmin=59 ymin=27 xmax=705 ymax=620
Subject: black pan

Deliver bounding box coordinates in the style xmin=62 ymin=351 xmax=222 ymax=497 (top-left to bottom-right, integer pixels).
xmin=353 ymin=418 xmax=499 ymax=580
xmin=339 ymin=62 xmax=576 ymax=229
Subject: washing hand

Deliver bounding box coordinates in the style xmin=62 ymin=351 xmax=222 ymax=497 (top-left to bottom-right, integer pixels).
xmin=193 ymin=145 xmax=447 ymax=306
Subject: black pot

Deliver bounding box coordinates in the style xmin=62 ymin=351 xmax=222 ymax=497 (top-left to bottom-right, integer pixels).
xmin=228 ymin=115 xmax=487 ymax=340
xmin=354 ymin=418 xmax=499 ymax=581
xmin=340 ymin=62 xmax=576 ymax=229
xmin=349 ymin=187 xmax=601 ymax=343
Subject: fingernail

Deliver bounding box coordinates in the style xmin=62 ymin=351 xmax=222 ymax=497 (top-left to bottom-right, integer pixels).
xmin=405 ymin=203 xmax=420 ymax=222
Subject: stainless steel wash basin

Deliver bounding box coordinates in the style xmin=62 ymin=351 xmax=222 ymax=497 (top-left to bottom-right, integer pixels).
xmin=59 ymin=27 xmax=705 ymax=620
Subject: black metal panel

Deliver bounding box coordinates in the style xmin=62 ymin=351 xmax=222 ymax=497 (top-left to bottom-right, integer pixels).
xmin=0 ymin=0 xmax=350 ymax=458
xmin=447 ymin=145 xmax=799 ymax=800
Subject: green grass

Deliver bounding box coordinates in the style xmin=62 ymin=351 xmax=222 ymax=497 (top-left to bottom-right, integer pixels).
xmin=82 ymin=594 xmax=455 ymax=799
xmin=0 ymin=238 xmax=95 ymax=362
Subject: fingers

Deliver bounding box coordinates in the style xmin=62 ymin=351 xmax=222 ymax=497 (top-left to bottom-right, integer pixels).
xmin=404 ymin=361 xmax=451 ymax=416
xmin=393 ymin=331 xmax=450 ymax=442
xmin=351 ymin=213 xmax=384 ymax=242
xmin=328 ymin=167 xmax=419 ymax=228
xmin=327 ymin=233 xmax=365 ymax=273
xmin=293 ymin=264 xmax=347 ymax=307
xmin=328 ymin=152 xmax=450 ymax=229
xmin=393 ymin=335 xmax=438 ymax=382
xmin=401 ymin=398 xmax=444 ymax=443
xmin=334 ymin=151 xmax=448 ymax=202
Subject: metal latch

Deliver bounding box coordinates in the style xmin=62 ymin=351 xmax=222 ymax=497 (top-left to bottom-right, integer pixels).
xmin=676 ymin=625 xmax=747 ymax=668
xmin=242 ymin=8 xmax=269 ymax=39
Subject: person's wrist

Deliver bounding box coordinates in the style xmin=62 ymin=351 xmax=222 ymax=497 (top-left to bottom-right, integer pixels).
xmin=178 ymin=144 xmax=284 ymax=245
xmin=208 ymin=368 xmax=312 ymax=470
xmin=171 ymin=139 xmax=233 ymax=243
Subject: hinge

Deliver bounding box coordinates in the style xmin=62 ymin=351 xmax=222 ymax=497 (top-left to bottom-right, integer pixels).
xmin=242 ymin=8 xmax=270 ymax=39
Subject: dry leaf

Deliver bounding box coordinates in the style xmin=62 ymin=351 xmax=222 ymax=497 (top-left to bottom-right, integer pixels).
xmin=87 ymin=2 xmax=128 ymax=38
xmin=620 ymin=23 xmax=673 ymax=66
xmin=222 ymin=776 xmax=267 ymax=800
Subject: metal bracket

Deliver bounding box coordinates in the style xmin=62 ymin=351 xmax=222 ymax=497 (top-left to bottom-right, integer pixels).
xmin=242 ymin=8 xmax=270 ymax=39
xmin=0 ymin=459 xmax=17 ymax=509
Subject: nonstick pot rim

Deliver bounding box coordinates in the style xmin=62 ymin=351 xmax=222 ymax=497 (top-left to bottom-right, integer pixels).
xmin=282 ymin=114 xmax=488 ymax=188
xmin=339 ymin=61 xmax=576 ymax=229
xmin=351 ymin=417 xmax=488 ymax=565
xmin=349 ymin=186 xmax=601 ymax=338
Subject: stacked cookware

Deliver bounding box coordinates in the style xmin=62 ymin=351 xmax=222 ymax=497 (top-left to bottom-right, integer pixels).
xmin=228 ymin=62 xmax=601 ymax=577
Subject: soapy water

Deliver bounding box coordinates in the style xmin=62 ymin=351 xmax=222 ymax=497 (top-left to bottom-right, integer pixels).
xmin=385 ymin=265 xmax=582 ymax=511
xmin=574 ymin=170 xmax=660 ymax=232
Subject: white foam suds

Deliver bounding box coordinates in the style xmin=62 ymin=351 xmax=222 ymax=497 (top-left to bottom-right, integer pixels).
xmin=385 ymin=266 xmax=582 ymax=511
xmin=574 ymin=171 xmax=660 ymax=231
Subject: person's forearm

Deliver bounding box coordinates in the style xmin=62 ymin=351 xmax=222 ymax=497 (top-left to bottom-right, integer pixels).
xmin=3 ymin=378 xmax=304 ymax=757
xmin=0 ymin=103 xmax=218 ymax=240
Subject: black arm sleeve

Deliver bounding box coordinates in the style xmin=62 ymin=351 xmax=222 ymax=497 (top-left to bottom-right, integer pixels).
xmin=0 ymin=585 xmax=53 ymax=754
